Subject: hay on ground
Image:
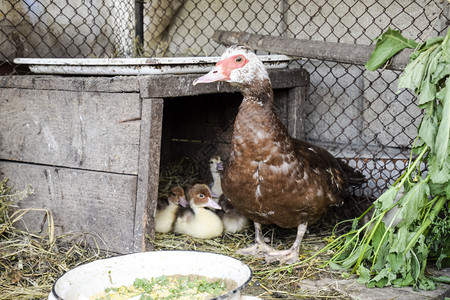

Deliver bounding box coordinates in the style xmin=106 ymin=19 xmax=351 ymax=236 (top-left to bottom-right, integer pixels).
xmin=0 ymin=157 xmax=356 ymax=299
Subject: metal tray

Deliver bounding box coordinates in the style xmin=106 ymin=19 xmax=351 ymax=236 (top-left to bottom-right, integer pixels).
xmin=13 ymin=55 xmax=292 ymax=75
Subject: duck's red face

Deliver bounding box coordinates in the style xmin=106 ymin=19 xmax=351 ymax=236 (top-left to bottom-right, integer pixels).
xmin=193 ymin=54 xmax=249 ymax=85
xmin=193 ymin=46 xmax=269 ymax=88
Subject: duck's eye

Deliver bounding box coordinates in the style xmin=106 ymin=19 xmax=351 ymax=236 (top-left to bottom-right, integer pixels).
xmin=235 ymin=56 xmax=243 ymax=63
xmin=199 ymin=194 xmax=205 ymax=198
xmin=171 ymin=192 xmax=176 ymax=197
xmin=210 ymin=161 xmax=213 ymax=164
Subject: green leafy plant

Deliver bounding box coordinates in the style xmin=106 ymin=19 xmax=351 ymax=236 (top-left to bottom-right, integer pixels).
xmin=325 ymin=28 xmax=450 ymax=290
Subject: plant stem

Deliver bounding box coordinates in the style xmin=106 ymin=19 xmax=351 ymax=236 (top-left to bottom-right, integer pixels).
xmin=404 ymin=195 xmax=448 ymax=254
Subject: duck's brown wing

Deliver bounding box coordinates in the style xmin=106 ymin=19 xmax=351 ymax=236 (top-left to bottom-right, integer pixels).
xmin=293 ymin=138 xmax=366 ymax=186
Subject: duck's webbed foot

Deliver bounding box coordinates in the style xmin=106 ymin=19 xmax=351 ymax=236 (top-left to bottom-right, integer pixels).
xmin=264 ymin=223 xmax=308 ymax=265
xmin=236 ymin=222 xmax=276 ymax=258
xmin=264 ymin=249 xmax=300 ymax=264
xmin=236 ymin=242 xmax=275 ymax=258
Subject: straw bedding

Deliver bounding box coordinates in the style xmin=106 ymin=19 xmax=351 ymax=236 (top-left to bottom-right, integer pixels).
xmin=0 ymin=159 xmax=357 ymax=299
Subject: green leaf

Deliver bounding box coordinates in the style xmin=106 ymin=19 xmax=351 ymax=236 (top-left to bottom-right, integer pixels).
xmin=373 ymin=186 xmax=400 ymax=211
xmin=398 ymin=180 xmax=429 ymax=226
xmin=371 ymin=225 xmax=391 ymax=271
xmin=418 ymin=110 xmax=438 ymax=151
xmin=393 ymin=272 xmax=414 ymax=287
xmin=335 ymin=245 xmax=373 ymax=270
xmin=428 ymin=153 xmax=450 ymax=184
xmin=369 ymin=268 xmax=390 ymax=287
xmin=371 ymin=221 xmax=387 ymax=251
xmin=357 ymin=265 xmax=371 ymax=284
xmin=365 ymin=28 xmax=418 ymax=71
xmin=442 ymin=29 xmax=450 ymax=60
xmin=429 ymin=180 xmax=450 ymax=198
xmin=418 ymin=275 xmax=436 ymax=290
xmin=410 ymin=250 xmax=421 ymax=283
xmin=390 ymin=226 xmax=409 ymax=253
xmin=329 ymin=261 xmax=348 ymax=270
xmin=398 ymin=46 xmax=436 ymax=93
xmin=430 ymin=275 xmax=450 ymax=284
xmin=414 ymin=36 xmax=444 ymax=56
xmin=434 ymin=82 xmax=450 ymax=169
xmin=388 ymin=252 xmax=405 ymax=273
xmin=418 ymin=47 xmax=442 ymax=106
xmin=372 ymin=236 xmax=390 ymax=271
xmin=431 ymin=53 xmax=450 ymax=84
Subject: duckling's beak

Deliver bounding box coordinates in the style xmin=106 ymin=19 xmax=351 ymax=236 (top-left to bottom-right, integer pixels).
xmin=193 ymin=65 xmax=227 ymax=85
xmin=204 ymin=197 xmax=222 ymax=210
xmin=179 ymin=196 xmax=188 ymax=208
xmin=216 ymin=162 xmax=224 ymax=171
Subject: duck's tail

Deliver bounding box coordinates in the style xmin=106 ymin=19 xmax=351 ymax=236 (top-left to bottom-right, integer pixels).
xmin=339 ymin=160 xmax=366 ymax=186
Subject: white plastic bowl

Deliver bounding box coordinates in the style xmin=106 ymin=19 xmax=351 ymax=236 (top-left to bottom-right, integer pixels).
xmin=48 ymin=250 xmax=252 ymax=300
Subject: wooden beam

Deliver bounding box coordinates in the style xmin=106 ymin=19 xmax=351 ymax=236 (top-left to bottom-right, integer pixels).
xmin=135 ymin=97 xmax=163 ymax=252
xmin=213 ymin=30 xmax=412 ymax=71
xmin=139 ymin=68 xmax=309 ymax=98
xmin=287 ymin=87 xmax=307 ymax=140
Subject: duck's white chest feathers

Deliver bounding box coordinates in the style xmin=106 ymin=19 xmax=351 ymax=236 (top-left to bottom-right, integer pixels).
xmin=222 ymin=212 xmax=251 ymax=233
xmin=210 ymin=173 xmax=223 ymax=202
xmin=174 ymin=208 xmax=223 ymax=239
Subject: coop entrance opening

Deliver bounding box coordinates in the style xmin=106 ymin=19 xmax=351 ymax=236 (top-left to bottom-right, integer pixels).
xmin=160 ymin=93 xmax=241 ymax=180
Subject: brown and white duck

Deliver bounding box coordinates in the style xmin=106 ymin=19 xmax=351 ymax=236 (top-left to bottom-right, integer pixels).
xmin=155 ymin=185 xmax=187 ymax=233
xmin=174 ymin=183 xmax=224 ymax=239
xmin=194 ymin=45 xmax=365 ymax=264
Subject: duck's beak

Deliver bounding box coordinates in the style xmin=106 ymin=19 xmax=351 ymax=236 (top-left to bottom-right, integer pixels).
xmin=179 ymin=196 xmax=188 ymax=208
xmin=193 ymin=65 xmax=228 ymax=85
xmin=204 ymin=197 xmax=222 ymax=210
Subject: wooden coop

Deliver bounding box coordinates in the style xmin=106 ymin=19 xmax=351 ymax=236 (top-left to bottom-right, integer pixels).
xmin=1 ymin=1 xmax=449 ymax=256
xmin=0 ymin=68 xmax=308 ymax=253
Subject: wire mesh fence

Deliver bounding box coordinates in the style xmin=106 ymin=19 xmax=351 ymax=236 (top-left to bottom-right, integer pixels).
xmin=1 ymin=0 xmax=449 ymax=202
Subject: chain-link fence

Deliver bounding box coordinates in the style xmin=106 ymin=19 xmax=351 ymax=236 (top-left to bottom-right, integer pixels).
xmin=1 ymin=0 xmax=449 ymax=202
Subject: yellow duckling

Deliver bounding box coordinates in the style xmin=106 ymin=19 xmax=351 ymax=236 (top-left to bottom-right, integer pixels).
xmin=218 ymin=195 xmax=251 ymax=233
xmin=155 ymin=185 xmax=187 ymax=233
xmin=174 ymin=184 xmax=223 ymax=239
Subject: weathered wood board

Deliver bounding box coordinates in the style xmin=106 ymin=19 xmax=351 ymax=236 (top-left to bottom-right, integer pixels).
xmin=0 ymin=161 xmax=137 ymax=253
xmin=213 ymin=30 xmax=412 ymax=71
xmin=0 ymin=88 xmax=141 ymax=174
xmin=0 ymin=75 xmax=140 ymax=93
xmin=139 ymin=68 xmax=309 ymax=98
xmin=135 ymin=98 xmax=164 ymax=252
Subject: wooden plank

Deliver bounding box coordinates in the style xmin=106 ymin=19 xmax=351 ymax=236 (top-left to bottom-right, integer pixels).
xmin=0 ymin=75 xmax=140 ymax=93
xmin=287 ymin=87 xmax=307 ymax=140
xmin=0 ymin=88 xmax=141 ymax=174
xmin=0 ymin=161 xmax=137 ymax=254
xmin=139 ymin=68 xmax=309 ymax=98
xmin=213 ymin=30 xmax=412 ymax=71
xmin=134 ymin=98 xmax=164 ymax=252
